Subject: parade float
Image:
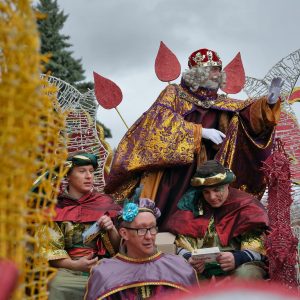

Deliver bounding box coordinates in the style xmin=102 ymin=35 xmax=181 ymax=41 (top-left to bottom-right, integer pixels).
xmin=1 ymin=1 xmax=300 ymax=298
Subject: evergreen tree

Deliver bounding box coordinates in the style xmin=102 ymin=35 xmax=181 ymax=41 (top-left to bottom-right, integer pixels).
xmin=35 ymin=0 xmax=85 ymax=84
xmin=75 ymin=81 xmax=94 ymax=94
xmin=35 ymin=0 xmax=112 ymax=138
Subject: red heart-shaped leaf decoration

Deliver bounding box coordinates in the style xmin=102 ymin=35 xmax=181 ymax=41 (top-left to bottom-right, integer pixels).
xmin=155 ymin=41 xmax=181 ymax=82
xmin=93 ymin=72 xmax=123 ymax=109
xmin=221 ymin=52 xmax=245 ymax=94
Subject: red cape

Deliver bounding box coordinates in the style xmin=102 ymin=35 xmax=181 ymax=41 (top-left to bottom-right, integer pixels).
xmin=54 ymin=191 xmax=120 ymax=222
xmin=165 ymin=187 xmax=268 ymax=246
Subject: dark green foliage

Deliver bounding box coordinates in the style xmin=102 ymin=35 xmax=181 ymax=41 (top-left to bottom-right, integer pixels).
xmin=35 ymin=0 xmax=85 ymax=84
xmin=35 ymin=0 xmax=112 ymax=138
xmin=75 ymin=81 xmax=94 ymax=94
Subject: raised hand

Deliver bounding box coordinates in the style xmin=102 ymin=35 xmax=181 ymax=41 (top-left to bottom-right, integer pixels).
xmin=97 ymin=214 xmax=120 ymax=251
xmin=267 ymin=77 xmax=284 ymax=104
xmin=202 ymin=128 xmax=226 ymax=145
xmin=97 ymin=215 xmax=115 ymax=232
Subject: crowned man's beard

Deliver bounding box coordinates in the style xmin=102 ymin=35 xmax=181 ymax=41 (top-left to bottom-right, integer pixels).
xmin=200 ymin=79 xmax=220 ymax=90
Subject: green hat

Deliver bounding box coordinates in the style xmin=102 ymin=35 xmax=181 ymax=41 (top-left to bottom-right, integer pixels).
xmin=31 ymin=152 xmax=98 ymax=192
xmin=66 ymin=152 xmax=99 ymax=170
xmin=177 ymin=160 xmax=235 ymax=216
xmin=190 ymin=160 xmax=235 ymax=188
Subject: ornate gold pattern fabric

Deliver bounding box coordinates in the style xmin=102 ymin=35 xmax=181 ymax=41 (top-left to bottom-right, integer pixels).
xmin=105 ymin=85 xmax=196 ymax=198
xmin=241 ymin=233 xmax=266 ymax=255
xmin=178 ymin=87 xmax=217 ymax=108
xmin=213 ymin=115 xmax=239 ymax=171
xmin=140 ymin=171 xmax=164 ymax=200
xmin=37 ymin=221 xmax=114 ymax=261
xmin=250 ymin=97 xmax=281 ymax=134
xmin=106 ymin=83 xmax=281 ymax=200
xmin=116 ymin=85 xmax=195 ymax=170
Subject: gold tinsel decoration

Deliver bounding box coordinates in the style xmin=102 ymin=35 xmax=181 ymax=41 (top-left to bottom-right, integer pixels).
xmin=0 ymin=1 xmax=67 ymax=299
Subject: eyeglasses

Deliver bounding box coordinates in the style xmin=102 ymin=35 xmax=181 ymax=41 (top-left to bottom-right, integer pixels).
xmin=123 ymin=226 xmax=158 ymax=236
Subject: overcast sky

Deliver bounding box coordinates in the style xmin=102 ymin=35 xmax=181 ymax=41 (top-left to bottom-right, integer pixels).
xmin=56 ymin=0 xmax=300 ymax=148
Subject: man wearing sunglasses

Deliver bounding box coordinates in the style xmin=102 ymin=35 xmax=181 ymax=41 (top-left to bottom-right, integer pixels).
xmin=85 ymin=196 xmax=197 ymax=299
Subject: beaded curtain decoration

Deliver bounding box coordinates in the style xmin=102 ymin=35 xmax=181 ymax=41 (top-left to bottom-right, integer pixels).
xmin=262 ymin=139 xmax=299 ymax=287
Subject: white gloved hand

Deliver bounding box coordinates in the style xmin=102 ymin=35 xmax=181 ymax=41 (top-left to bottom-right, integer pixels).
xmin=202 ymin=128 xmax=226 ymax=145
xmin=267 ymin=77 xmax=284 ymax=104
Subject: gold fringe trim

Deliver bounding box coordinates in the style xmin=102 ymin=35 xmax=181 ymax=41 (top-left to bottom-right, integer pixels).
xmin=100 ymin=232 xmax=115 ymax=256
xmin=115 ymin=251 xmax=162 ymax=263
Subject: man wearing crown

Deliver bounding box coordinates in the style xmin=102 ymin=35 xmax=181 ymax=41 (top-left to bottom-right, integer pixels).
xmin=105 ymin=48 xmax=282 ymax=230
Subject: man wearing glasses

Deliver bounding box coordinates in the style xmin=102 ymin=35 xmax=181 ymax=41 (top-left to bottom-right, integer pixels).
xmin=85 ymin=196 xmax=197 ymax=299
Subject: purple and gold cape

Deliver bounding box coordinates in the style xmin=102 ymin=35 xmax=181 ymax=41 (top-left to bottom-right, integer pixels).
xmin=104 ymin=84 xmax=280 ymax=228
xmin=85 ymin=251 xmax=197 ymax=300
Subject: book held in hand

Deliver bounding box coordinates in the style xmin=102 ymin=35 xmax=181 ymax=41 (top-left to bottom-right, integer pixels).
xmin=82 ymin=222 xmax=101 ymax=244
xmin=191 ymin=247 xmax=220 ymax=263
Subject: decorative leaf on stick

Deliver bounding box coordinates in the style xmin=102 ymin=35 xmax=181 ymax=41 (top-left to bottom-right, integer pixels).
xmin=221 ymin=52 xmax=245 ymax=94
xmin=93 ymin=71 xmax=123 ymax=109
xmin=93 ymin=71 xmax=128 ymax=128
xmin=155 ymin=41 xmax=181 ymax=82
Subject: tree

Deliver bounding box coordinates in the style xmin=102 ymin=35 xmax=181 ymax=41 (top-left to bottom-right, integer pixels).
xmin=35 ymin=0 xmax=112 ymax=138
xmin=75 ymin=81 xmax=94 ymax=94
xmin=35 ymin=0 xmax=85 ymax=84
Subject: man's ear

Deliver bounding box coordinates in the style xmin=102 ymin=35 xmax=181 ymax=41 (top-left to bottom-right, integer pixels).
xmin=66 ymin=170 xmax=71 ymax=181
xmin=119 ymin=228 xmax=129 ymax=241
xmin=223 ymin=183 xmax=229 ymax=191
